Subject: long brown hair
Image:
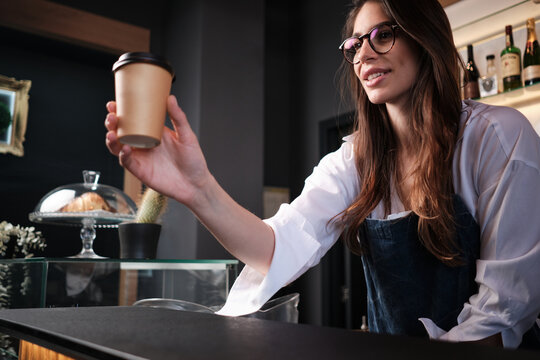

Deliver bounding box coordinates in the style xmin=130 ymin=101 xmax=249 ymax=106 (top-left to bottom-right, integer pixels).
xmin=338 ymin=0 xmax=464 ymax=265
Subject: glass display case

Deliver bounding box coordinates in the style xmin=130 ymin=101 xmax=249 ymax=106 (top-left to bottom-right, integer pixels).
xmin=0 ymin=258 xmax=238 ymax=310
xmin=0 ymin=257 xmax=238 ymax=359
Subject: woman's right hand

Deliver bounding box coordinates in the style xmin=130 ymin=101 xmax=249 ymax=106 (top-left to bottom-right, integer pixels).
xmin=106 ymin=95 xmax=275 ymax=274
xmin=105 ymin=95 xmax=212 ymax=207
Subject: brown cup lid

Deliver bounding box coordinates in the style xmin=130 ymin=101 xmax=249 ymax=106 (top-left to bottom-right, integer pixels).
xmin=112 ymin=52 xmax=175 ymax=81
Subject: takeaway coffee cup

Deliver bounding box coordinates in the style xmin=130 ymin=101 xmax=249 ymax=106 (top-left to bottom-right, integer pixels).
xmin=112 ymin=52 xmax=175 ymax=148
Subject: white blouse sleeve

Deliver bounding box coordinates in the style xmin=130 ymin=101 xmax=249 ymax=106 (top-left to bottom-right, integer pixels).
xmin=217 ymin=139 xmax=358 ymax=316
xmin=422 ymin=103 xmax=540 ymax=348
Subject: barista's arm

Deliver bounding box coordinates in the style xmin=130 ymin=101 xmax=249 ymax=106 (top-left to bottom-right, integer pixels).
xmin=105 ymin=96 xmax=275 ymax=275
xmin=188 ymin=173 xmax=276 ymax=275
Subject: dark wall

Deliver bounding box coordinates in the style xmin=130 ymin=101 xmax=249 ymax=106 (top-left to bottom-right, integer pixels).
xmin=0 ymin=0 xmax=168 ymax=257
xmin=264 ymin=0 xmax=353 ymax=326
xmin=289 ymin=0 xmax=352 ymax=327
xmin=0 ymin=27 xmax=122 ymax=257
xmin=264 ymin=0 xmax=351 ymax=193
xmin=156 ymin=0 xmax=203 ymax=260
xmin=195 ymin=0 xmax=265 ymax=259
xmin=264 ymin=0 xmax=293 ymax=188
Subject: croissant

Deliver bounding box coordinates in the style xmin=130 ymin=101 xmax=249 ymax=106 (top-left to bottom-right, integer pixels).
xmin=60 ymin=192 xmax=114 ymax=213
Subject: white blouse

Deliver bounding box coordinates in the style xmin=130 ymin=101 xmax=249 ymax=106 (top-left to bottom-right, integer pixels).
xmin=217 ymin=100 xmax=540 ymax=349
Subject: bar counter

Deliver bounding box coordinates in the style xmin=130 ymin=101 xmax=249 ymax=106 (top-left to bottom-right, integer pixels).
xmin=0 ymin=306 xmax=538 ymax=359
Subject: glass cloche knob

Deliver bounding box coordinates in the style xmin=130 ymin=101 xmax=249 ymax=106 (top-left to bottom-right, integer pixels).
xmin=83 ymin=170 xmax=100 ymax=190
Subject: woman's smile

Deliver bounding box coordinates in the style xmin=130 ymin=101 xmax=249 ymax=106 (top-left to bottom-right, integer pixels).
xmin=363 ymin=68 xmax=392 ymax=87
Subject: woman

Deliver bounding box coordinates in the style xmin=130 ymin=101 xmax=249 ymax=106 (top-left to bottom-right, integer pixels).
xmin=105 ymin=0 xmax=540 ymax=348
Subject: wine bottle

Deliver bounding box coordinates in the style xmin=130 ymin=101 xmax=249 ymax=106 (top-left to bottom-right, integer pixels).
xmin=501 ymin=25 xmax=522 ymax=91
xmin=463 ymin=44 xmax=480 ymax=99
xmin=524 ymin=18 xmax=540 ymax=86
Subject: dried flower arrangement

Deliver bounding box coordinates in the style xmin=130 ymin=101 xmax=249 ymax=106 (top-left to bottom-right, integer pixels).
xmin=0 ymin=221 xmax=46 ymax=355
xmin=0 ymin=221 xmax=46 ymax=259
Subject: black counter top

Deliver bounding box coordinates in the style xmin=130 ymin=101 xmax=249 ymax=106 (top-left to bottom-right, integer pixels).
xmin=0 ymin=306 xmax=537 ymax=359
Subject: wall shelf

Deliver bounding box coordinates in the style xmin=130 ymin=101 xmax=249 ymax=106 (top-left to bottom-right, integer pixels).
xmin=477 ymin=82 xmax=540 ymax=108
xmin=476 ymin=83 xmax=540 ymax=134
xmin=0 ymin=0 xmax=150 ymax=55
xmin=446 ymin=1 xmax=540 ymax=134
xmin=447 ymin=0 xmax=540 ymax=49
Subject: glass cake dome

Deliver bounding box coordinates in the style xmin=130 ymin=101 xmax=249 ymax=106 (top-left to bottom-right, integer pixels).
xmin=29 ymin=170 xmax=137 ymax=258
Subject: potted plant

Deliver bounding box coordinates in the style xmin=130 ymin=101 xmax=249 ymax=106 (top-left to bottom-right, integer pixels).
xmin=118 ymin=188 xmax=167 ymax=259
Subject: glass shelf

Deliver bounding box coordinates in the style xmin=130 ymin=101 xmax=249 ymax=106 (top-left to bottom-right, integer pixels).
xmin=0 ymin=257 xmax=238 ymax=310
xmin=476 ymin=82 xmax=540 ymax=108
xmin=449 ymin=1 xmax=540 ymax=133
xmin=448 ymin=0 xmax=539 ymax=49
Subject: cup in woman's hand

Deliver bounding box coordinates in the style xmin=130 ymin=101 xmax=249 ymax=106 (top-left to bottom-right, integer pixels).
xmin=112 ymin=52 xmax=175 ymax=148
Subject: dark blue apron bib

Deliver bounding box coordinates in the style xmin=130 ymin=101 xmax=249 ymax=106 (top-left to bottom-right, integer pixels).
xmin=358 ymin=195 xmax=540 ymax=349
xmin=359 ymin=196 xmax=479 ymax=336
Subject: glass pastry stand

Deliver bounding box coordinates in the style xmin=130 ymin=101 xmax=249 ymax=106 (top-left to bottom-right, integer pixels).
xmin=28 ymin=170 xmax=138 ymax=259
xmin=28 ymin=212 xmax=135 ymax=259
xmin=79 ymin=218 xmax=99 ymax=258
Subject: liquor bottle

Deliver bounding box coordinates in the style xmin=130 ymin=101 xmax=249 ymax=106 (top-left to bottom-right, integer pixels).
xmin=501 ymin=25 xmax=522 ymax=91
xmin=463 ymin=44 xmax=480 ymax=99
xmin=486 ymin=55 xmax=497 ymax=77
xmin=523 ymin=18 xmax=540 ymax=86
xmin=479 ymin=54 xmax=498 ymax=97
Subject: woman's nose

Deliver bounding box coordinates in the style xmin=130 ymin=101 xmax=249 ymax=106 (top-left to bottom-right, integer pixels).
xmin=357 ymin=39 xmax=376 ymax=64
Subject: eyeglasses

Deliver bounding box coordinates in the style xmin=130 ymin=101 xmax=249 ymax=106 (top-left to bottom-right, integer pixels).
xmin=339 ymin=23 xmax=399 ymax=64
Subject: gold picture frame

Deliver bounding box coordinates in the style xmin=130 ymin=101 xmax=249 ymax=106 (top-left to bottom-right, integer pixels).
xmin=0 ymin=74 xmax=31 ymax=157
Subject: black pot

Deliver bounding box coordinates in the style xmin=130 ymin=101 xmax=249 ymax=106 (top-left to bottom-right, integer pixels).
xmin=118 ymin=223 xmax=161 ymax=259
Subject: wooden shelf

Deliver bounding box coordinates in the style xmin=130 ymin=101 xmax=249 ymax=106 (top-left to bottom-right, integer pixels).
xmin=0 ymin=0 xmax=150 ymax=55
xmin=439 ymin=0 xmax=461 ymax=8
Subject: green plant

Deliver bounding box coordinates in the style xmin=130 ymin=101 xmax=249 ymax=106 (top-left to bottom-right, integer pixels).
xmin=135 ymin=188 xmax=167 ymax=224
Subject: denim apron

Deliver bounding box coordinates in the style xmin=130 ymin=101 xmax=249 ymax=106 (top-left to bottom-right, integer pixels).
xmin=359 ymin=196 xmax=480 ymax=335
xmin=359 ymin=195 xmax=540 ymax=349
